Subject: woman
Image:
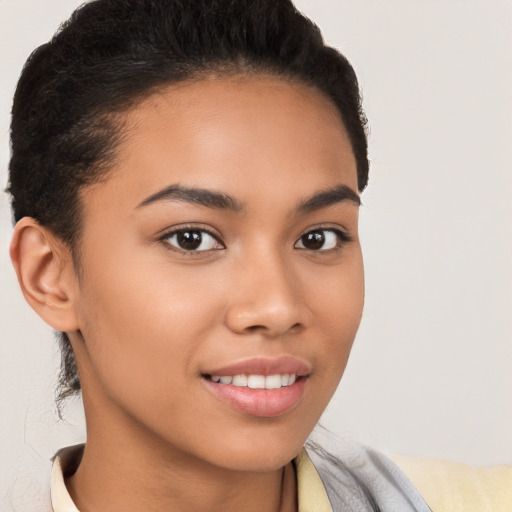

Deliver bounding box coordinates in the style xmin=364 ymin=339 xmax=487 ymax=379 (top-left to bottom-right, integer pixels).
xmin=7 ymin=0 xmax=431 ymax=510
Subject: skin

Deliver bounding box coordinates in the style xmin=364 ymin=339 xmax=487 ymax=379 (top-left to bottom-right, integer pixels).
xmin=10 ymin=76 xmax=364 ymax=512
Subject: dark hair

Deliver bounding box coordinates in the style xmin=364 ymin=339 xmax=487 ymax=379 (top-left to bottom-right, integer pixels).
xmin=8 ymin=0 xmax=369 ymax=404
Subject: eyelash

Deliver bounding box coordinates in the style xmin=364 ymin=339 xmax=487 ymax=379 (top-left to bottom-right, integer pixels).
xmin=158 ymin=225 xmax=352 ymax=254
xmin=294 ymin=227 xmax=352 ymax=253
xmin=158 ymin=225 xmax=225 ymax=254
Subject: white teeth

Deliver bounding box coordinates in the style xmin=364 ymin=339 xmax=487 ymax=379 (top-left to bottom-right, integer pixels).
xmin=232 ymin=374 xmax=248 ymax=386
xmin=265 ymin=374 xmax=282 ymax=389
xmin=210 ymin=373 xmax=298 ymax=389
xmin=247 ymin=375 xmax=266 ymax=389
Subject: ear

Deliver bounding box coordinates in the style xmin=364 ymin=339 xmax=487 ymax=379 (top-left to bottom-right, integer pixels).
xmin=10 ymin=217 xmax=80 ymax=333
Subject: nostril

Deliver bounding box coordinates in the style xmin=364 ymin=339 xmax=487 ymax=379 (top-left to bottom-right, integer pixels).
xmin=289 ymin=322 xmax=304 ymax=334
xmin=224 ymin=297 xmax=310 ymax=337
xmin=246 ymin=325 xmax=265 ymax=332
xmin=244 ymin=322 xmax=303 ymax=335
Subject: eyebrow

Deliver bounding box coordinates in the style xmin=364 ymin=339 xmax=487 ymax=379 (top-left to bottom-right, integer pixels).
xmin=137 ymin=182 xmax=360 ymax=214
xmin=295 ymin=184 xmax=361 ymax=214
xmin=137 ymin=184 xmax=244 ymax=212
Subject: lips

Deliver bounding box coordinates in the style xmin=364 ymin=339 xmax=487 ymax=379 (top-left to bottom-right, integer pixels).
xmin=203 ymin=356 xmax=310 ymax=377
xmin=202 ymin=357 xmax=310 ymax=417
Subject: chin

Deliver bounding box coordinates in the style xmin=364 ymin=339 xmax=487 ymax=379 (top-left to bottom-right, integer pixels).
xmin=197 ymin=424 xmax=311 ymax=472
xmin=213 ymin=448 xmax=300 ymax=473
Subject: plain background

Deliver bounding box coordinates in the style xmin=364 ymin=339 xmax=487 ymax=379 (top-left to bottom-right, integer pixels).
xmin=1 ymin=0 xmax=511 ymax=509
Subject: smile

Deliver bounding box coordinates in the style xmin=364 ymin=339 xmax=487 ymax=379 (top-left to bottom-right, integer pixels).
xmin=209 ymin=374 xmax=297 ymax=389
xmin=201 ymin=356 xmax=310 ymax=417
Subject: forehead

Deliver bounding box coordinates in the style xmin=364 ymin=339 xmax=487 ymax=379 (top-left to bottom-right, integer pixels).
xmin=82 ymin=76 xmax=357 ymax=214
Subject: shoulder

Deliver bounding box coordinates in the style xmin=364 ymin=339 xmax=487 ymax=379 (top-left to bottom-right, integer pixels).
xmin=305 ymin=430 xmax=431 ymax=512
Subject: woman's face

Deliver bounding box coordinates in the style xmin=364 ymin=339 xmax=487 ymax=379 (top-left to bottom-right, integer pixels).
xmin=70 ymin=76 xmax=364 ymax=471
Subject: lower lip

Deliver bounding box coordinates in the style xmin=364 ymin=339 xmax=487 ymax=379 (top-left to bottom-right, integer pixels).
xmin=203 ymin=378 xmax=307 ymax=418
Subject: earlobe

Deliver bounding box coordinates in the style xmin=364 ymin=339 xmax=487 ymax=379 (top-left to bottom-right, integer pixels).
xmin=10 ymin=218 xmax=80 ymax=333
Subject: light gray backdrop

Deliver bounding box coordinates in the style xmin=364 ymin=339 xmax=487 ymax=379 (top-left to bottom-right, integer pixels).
xmin=1 ymin=1 xmax=511 ymax=510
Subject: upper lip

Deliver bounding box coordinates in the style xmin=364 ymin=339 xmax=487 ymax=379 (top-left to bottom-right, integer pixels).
xmin=203 ymin=356 xmax=311 ymax=377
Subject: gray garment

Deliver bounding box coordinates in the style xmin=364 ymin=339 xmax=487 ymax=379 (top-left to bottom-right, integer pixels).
xmin=306 ymin=430 xmax=432 ymax=512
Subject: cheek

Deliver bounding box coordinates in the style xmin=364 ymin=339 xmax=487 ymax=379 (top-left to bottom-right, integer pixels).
xmin=311 ymin=247 xmax=364 ymax=332
xmin=308 ymin=250 xmax=364 ymax=378
xmin=75 ymin=247 xmax=224 ymax=401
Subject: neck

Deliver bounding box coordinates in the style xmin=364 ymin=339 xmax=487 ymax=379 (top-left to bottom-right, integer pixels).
xmin=66 ymin=399 xmax=297 ymax=512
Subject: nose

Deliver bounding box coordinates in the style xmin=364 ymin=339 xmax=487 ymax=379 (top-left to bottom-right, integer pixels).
xmin=224 ymin=253 xmax=312 ymax=338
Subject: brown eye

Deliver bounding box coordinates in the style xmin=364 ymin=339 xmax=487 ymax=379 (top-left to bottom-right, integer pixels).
xmin=177 ymin=230 xmax=202 ymax=250
xmin=300 ymin=230 xmax=325 ymax=250
xmin=162 ymin=229 xmax=224 ymax=252
xmin=294 ymin=229 xmax=348 ymax=251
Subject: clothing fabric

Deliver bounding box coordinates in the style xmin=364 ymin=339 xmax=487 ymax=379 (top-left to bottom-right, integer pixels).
xmin=51 ymin=438 xmax=431 ymax=512
xmin=305 ymin=437 xmax=432 ymax=511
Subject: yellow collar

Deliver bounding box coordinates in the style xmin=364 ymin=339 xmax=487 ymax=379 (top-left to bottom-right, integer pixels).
xmin=295 ymin=448 xmax=333 ymax=512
